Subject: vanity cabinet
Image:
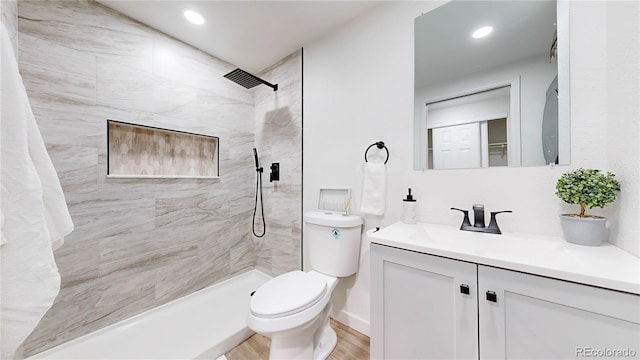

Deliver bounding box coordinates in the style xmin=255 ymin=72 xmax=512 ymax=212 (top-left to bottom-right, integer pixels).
xmin=370 ymin=243 xmax=479 ymax=359
xmin=371 ymin=243 xmax=640 ymax=360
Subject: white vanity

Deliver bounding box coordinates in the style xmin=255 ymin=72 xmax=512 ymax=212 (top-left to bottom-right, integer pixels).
xmin=370 ymin=222 xmax=640 ymax=359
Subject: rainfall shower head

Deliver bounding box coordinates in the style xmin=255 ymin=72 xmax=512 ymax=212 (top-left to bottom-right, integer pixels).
xmin=224 ymin=68 xmax=278 ymax=92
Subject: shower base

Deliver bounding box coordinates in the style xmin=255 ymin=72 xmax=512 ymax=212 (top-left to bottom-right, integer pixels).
xmin=28 ymin=270 xmax=270 ymax=359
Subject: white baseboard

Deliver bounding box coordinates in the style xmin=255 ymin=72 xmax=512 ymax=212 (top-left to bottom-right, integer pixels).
xmin=332 ymin=309 xmax=370 ymax=337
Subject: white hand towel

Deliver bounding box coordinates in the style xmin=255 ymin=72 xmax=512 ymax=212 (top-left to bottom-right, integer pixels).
xmin=360 ymin=162 xmax=386 ymax=215
xmin=1 ymin=23 xmax=74 ymax=359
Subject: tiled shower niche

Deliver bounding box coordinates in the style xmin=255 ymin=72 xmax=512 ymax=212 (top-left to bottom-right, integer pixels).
xmin=107 ymin=120 xmax=219 ymax=178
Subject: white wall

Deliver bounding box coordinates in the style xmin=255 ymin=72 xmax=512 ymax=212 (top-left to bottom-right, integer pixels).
xmin=303 ymin=0 xmax=639 ymax=336
xmin=604 ymin=0 xmax=640 ymax=262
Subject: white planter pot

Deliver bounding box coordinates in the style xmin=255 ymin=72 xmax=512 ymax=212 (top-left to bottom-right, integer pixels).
xmin=559 ymin=214 xmax=607 ymax=246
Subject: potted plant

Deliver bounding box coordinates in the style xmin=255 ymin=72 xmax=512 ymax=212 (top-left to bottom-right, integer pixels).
xmin=555 ymin=168 xmax=620 ymax=246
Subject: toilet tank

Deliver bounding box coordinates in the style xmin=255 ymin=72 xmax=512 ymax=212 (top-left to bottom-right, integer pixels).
xmin=304 ymin=211 xmax=363 ymax=277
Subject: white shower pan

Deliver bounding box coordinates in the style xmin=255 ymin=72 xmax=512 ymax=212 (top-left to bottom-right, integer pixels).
xmin=28 ymin=270 xmax=270 ymax=359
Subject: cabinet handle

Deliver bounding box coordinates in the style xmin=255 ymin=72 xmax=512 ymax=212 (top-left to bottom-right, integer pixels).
xmin=460 ymin=284 xmax=470 ymax=295
xmin=486 ymin=290 xmax=497 ymax=302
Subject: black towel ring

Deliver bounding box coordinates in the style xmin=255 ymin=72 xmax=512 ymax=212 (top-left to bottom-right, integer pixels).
xmin=364 ymin=141 xmax=389 ymax=165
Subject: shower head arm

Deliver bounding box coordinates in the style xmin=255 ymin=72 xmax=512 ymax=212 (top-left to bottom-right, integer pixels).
xmin=263 ymin=81 xmax=278 ymax=92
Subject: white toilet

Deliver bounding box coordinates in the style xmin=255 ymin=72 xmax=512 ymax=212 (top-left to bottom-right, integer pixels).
xmin=247 ymin=211 xmax=363 ymax=360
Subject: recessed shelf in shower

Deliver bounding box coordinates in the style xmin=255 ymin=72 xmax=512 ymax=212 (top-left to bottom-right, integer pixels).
xmin=107 ymin=120 xmax=219 ymax=179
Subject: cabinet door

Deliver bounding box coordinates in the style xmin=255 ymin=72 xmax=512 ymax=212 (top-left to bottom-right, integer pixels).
xmin=478 ymin=265 xmax=640 ymax=359
xmin=371 ymin=244 xmax=478 ymax=359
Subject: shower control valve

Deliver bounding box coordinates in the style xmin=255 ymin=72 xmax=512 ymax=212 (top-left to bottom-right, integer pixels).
xmin=270 ymin=163 xmax=280 ymax=182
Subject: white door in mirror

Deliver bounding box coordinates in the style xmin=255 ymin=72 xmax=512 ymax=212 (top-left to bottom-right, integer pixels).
xmin=432 ymin=122 xmax=481 ymax=169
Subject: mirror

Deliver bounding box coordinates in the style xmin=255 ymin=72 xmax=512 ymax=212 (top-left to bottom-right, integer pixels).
xmin=414 ymin=0 xmax=570 ymax=170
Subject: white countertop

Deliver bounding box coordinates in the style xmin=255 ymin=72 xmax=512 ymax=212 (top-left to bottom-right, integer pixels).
xmin=370 ymin=222 xmax=640 ymax=295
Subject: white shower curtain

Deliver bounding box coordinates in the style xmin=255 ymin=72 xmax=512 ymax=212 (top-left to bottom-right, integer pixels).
xmin=1 ymin=23 xmax=74 ymax=359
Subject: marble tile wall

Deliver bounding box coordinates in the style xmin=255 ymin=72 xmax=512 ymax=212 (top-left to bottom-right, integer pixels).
xmin=15 ymin=0 xmax=300 ymax=355
xmin=254 ymin=50 xmax=303 ymax=276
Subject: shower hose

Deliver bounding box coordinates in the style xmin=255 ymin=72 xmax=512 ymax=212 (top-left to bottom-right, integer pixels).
xmin=253 ymin=168 xmax=266 ymax=238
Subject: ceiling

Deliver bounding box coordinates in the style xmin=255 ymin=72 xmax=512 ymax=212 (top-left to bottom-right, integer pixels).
xmin=97 ymin=0 xmax=381 ymax=74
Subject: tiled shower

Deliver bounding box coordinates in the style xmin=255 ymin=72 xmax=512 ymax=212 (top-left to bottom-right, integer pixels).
xmin=7 ymin=0 xmax=301 ymax=355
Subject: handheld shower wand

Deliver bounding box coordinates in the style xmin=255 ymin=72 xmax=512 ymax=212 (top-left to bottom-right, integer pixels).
xmin=253 ymin=148 xmax=262 ymax=172
xmin=252 ymin=148 xmax=266 ymax=237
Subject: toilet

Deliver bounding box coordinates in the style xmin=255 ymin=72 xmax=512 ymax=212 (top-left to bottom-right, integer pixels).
xmin=247 ymin=211 xmax=363 ymax=360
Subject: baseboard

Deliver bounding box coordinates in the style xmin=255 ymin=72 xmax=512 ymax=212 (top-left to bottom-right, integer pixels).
xmin=332 ymin=309 xmax=370 ymax=337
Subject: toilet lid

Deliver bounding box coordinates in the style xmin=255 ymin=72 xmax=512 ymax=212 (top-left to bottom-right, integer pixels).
xmin=250 ymin=271 xmax=327 ymax=318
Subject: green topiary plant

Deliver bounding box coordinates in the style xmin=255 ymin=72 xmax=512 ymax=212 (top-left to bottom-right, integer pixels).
xmin=555 ymin=168 xmax=620 ymax=218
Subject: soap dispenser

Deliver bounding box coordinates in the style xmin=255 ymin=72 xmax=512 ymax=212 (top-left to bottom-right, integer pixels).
xmin=402 ymin=188 xmax=417 ymax=224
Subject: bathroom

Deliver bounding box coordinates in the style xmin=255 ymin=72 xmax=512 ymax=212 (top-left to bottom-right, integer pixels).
xmin=1 ymin=0 xmax=638 ymax=359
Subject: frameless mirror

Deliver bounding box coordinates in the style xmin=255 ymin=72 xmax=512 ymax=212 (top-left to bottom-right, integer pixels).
xmin=414 ymin=0 xmax=570 ymax=170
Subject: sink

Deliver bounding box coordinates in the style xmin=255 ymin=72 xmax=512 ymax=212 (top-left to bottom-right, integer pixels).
xmin=369 ymin=221 xmax=640 ymax=295
xmin=372 ymin=222 xmax=562 ymax=268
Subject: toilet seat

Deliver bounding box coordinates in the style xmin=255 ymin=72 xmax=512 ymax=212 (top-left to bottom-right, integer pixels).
xmin=250 ymin=271 xmax=327 ymax=319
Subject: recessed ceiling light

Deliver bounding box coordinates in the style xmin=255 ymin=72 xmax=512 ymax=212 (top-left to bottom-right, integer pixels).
xmin=184 ymin=10 xmax=205 ymax=25
xmin=472 ymin=26 xmax=493 ymax=39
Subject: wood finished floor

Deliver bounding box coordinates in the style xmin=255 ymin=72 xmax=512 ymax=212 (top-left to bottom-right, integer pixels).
xmin=225 ymin=319 xmax=370 ymax=360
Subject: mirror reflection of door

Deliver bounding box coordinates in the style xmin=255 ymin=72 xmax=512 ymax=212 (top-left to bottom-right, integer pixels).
xmin=426 ymin=86 xmax=511 ymax=169
xmin=432 ymin=122 xmax=481 ymax=169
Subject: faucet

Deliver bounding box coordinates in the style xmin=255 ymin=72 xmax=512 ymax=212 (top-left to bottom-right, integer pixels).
xmin=451 ymin=204 xmax=512 ymax=234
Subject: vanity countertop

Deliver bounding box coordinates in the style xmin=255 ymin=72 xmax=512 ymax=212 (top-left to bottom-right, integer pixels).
xmin=370 ymin=222 xmax=640 ymax=295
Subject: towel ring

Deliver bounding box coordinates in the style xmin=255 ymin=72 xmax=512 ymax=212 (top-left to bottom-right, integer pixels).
xmin=364 ymin=141 xmax=389 ymax=164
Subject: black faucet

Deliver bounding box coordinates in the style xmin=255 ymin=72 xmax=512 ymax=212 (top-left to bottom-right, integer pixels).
xmin=451 ymin=205 xmax=512 ymax=234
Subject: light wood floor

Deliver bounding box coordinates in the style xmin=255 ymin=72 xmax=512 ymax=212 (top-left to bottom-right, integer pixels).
xmin=226 ymin=319 xmax=370 ymax=360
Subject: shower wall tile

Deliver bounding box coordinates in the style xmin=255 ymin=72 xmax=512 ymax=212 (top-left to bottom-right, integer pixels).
xmin=65 ymin=195 xmax=156 ymax=240
xmin=96 ymin=58 xmax=197 ymax=118
xmin=150 ymin=114 xmax=218 ymax=139
xmin=46 ymin=145 xmax=98 ymax=194
xmin=230 ymin=229 xmax=256 ymax=275
xmin=194 ymin=96 xmax=255 ymax=132
xmin=23 ymin=282 xmax=100 ymax=354
xmin=55 ymin=270 xmax=157 ymax=346
xmin=272 ymin=247 xmax=302 ymax=278
xmin=210 ymin=213 xmax=254 ymax=259
xmin=254 ymin=50 xmax=303 ymax=277
xmin=18 ymin=0 xmax=153 ymax=72
xmin=96 ymin=226 xmax=159 ymax=265
xmin=98 ymin=241 xmax=199 ymax=280
xmin=153 ymin=250 xmax=230 ymax=303
xmin=155 ymin=192 xmax=231 ymax=228
xmin=18 ymin=32 xmax=96 ymax=78
xmin=20 ymin=62 xmax=96 ymax=106
xmin=54 ymin=237 xmax=100 ymax=288
xmin=17 ymin=0 xmax=301 ymax=355
xmin=31 ymin=106 xmax=105 ymax=148
xmin=152 ymin=36 xmax=253 ymax=103
xmin=266 ymin=188 xmax=302 ymax=229
xmin=23 ymin=267 xmax=157 ymax=356
xmin=78 ymin=272 xmax=157 ymax=330
xmin=257 ymin=215 xmax=301 ymax=277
